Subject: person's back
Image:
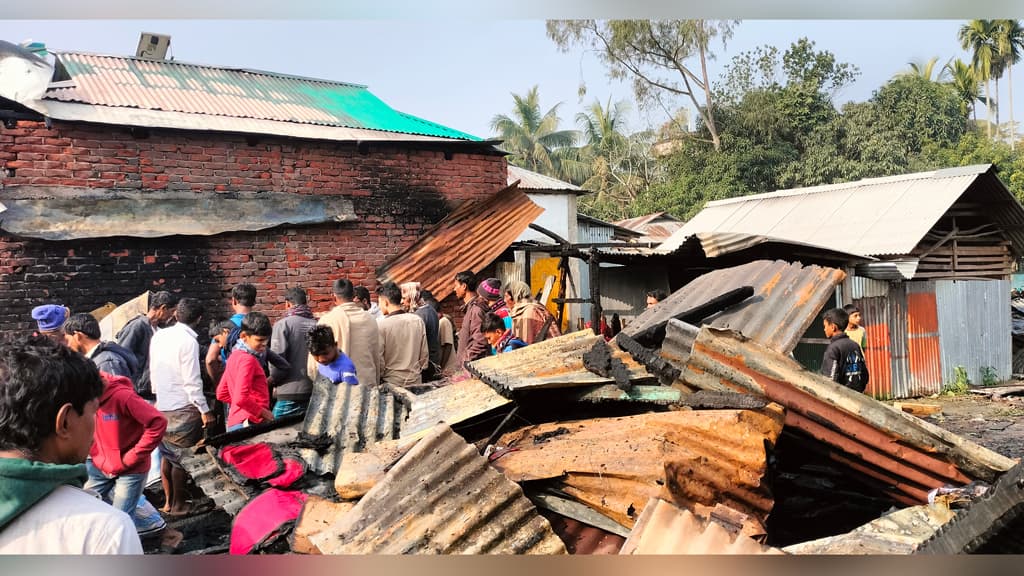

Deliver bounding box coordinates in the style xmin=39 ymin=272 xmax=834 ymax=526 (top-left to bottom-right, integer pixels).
xmin=271 ymin=313 xmax=317 ymax=406
xmin=820 ymin=307 xmax=870 ymax=393
xmin=0 ymin=336 xmax=141 ymax=554
xmin=92 ymin=341 xmax=139 ymax=381
xmin=116 ymin=314 xmax=156 ymax=396
xmin=379 ymin=312 xmax=428 ymax=388
xmin=317 ymin=301 xmax=380 ymax=388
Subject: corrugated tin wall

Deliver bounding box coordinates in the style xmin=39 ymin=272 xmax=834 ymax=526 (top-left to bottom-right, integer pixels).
xmin=936 ymin=279 xmax=1012 ymax=386
xmin=905 ymin=281 xmax=942 ymax=398
xmin=855 ymin=293 xmax=895 ymax=399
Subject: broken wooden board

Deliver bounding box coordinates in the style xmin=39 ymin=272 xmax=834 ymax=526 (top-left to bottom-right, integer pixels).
xmin=311 ymin=423 xmax=567 ymax=554
xmin=620 ymin=498 xmax=783 ymax=555
xmin=334 ymin=437 xmax=419 ymax=499
xmin=400 ymin=378 xmax=512 ymax=440
xmin=290 ymin=496 xmax=356 ymax=555
xmin=784 ymin=502 xmax=956 ymax=555
xmin=491 ymin=406 xmax=785 ymax=529
xmin=467 ymin=330 xmax=657 ymax=396
xmin=894 ymin=402 xmax=942 ymax=417
xmin=559 ymin=384 xmax=684 ymax=405
xmin=98 ymin=291 xmax=149 ymax=342
xmin=969 ymin=384 xmax=1024 ymax=399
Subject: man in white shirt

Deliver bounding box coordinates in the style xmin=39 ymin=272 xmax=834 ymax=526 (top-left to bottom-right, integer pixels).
xmin=150 ymin=297 xmax=213 ymax=518
xmin=0 ymin=336 xmax=142 ymax=554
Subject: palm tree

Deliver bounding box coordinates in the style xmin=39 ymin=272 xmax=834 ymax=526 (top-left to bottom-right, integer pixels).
xmin=576 ymin=98 xmax=629 ymax=206
xmin=945 ymin=58 xmax=983 ymax=121
xmin=959 ymin=19 xmax=999 ymax=137
xmin=994 ymin=19 xmax=1024 ymax=149
xmin=901 ymin=57 xmax=950 ymax=82
xmin=490 ymin=86 xmax=582 ymax=181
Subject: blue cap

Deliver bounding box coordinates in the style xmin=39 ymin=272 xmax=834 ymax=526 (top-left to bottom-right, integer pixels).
xmin=31 ymin=304 xmax=69 ymax=332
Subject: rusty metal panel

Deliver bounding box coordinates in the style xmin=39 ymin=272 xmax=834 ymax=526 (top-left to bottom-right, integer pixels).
xmin=624 ymin=260 xmax=846 ymax=355
xmin=466 ymin=330 xmax=658 ymax=396
xmin=0 ymin=186 xmax=356 ymax=240
xmin=492 ymin=407 xmax=786 ymax=530
xmin=662 ymin=165 xmax=992 ymax=257
xmin=48 ymin=52 xmax=479 ymax=141
xmin=377 ymin=184 xmax=544 ymax=303
xmin=855 ymin=295 xmax=894 ymax=399
xmin=300 ymin=376 xmax=407 ymax=476
xmin=936 ymin=279 xmax=1012 ymax=386
xmin=310 ymin=423 xmax=567 ymax=554
xmin=400 ymin=378 xmax=512 ymax=440
xmin=888 ymin=286 xmax=912 ymax=399
xmin=620 ymin=498 xmax=783 ymax=555
xmin=906 ymin=282 xmax=943 ymax=397
xmin=675 ymin=324 xmax=1015 ymax=497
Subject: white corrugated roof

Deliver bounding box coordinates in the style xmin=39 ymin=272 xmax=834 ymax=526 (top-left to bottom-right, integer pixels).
xmin=659 ymin=165 xmax=1005 ymax=257
xmin=507 ymin=165 xmax=586 ymax=194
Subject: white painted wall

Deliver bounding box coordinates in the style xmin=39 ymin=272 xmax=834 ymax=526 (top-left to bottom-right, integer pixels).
xmin=517 ymin=193 xmax=576 ymax=243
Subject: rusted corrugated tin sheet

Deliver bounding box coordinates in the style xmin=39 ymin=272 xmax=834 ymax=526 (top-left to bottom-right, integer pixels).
xmin=310 ymin=423 xmax=567 ymax=554
xmin=0 ymin=186 xmax=356 ymax=240
xmin=624 ymin=260 xmax=846 ymax=355
xmin=856 ymin=293 xmax=895 ymax=399
xmin=467 ymin=330 xmax=657 ymax=396
xmin=671 ymin=323 xmax=1015 ymax=501
xmin=300 ymin=376 xmax=407 ymax=476
xmin=620 ymin=498 xmax=784 ymax=555
xmin=661 ymin=165 xmax=1014 ymax=257
xmin=47 ymin=52 xmax=479 ymax=141
xmin=491 ymin=407 xmax=786 ymax=530
xmin=906 ymin=282 xmax=943 ymax=397
xmin=784 ymin=503 xmax=955 ymax=554
xmin=377 ymin=184 xmax=544 ymax=303
xmin=936 ymin=279 xmax=1012 ymax=385
xmin=400 ymin=378 xmax=512 ymax=440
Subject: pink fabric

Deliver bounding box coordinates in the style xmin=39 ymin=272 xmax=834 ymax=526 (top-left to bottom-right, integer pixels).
xmin=219 ymin=443 xmax=282 ymax=482
xmin=267 ymin=458 xmax=306 ymax=488
xmin=230 ymin=489 xmax=309 ymax=555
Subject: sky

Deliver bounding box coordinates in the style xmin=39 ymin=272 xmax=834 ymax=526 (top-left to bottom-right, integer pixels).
xmin=0 ymin=20 xmax=1020 ymax=140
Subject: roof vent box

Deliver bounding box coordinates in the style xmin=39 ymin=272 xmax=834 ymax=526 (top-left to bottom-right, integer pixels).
xmin=136 ymin=33 xmax=170 ymax=60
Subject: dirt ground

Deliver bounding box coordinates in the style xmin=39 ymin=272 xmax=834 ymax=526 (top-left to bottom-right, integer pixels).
xmin=911 ymin=387 xmax=1024 ymax=461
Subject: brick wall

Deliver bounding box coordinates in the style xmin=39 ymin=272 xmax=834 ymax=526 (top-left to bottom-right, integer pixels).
xmin=0 ymin=120 xmax=506 ymax=335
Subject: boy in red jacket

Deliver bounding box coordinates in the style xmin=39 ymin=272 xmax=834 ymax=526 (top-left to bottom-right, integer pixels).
xmin=216 ymin=312 xmax=274 ymax=431
xmin=85 ymin=373 xmax=168 ymax=531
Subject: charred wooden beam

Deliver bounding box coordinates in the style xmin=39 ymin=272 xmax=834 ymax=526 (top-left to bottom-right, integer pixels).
xmin=582 ymin=339 xmax=632 ymax=390
xmin=203 ymin=412 xmax=306 ymax=448
xmin=614 ymin=332 xmax=681 ymax=386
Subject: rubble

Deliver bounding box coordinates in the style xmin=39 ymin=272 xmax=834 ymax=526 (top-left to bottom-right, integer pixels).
xmin=621 ymin=498 xmax=784 ymax=555
xmin=289 ymin=496 xmax=355 ymax=555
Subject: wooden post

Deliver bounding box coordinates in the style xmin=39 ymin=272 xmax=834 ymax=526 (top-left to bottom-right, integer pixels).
xmin=555 ymin=255 xmax=568 ymax=330
xmin=589 ymin=248 xmax=602 ymax=336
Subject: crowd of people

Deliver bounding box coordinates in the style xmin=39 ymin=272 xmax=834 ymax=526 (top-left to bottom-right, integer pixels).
xmin=0 ymin=270 xmax=563 ymax=554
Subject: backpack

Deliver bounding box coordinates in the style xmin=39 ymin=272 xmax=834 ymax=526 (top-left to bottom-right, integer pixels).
xmin=843 ymin=349 xmax=868 ymax=392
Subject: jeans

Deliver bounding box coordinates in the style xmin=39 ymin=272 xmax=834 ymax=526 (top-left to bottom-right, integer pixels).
xmin=227 ymin=422 xmax=247 ymax=432
xmin=84 ymin=459 xmax=148 ymax=525
xmin=272 ymin=399 xmax=307 ymax=418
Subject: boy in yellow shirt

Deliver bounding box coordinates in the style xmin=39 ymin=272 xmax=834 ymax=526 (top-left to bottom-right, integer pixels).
xmin=843 ymin=304 xmax=867 ymax=350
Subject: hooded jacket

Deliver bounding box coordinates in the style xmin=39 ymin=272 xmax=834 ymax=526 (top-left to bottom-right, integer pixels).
xmin=89 ymin=374 xmax=168 ymax=476
xmin=0 ymin=458 xmax=86 ymax=531
xmin=92 ymin=341 xmax=140 ymax=381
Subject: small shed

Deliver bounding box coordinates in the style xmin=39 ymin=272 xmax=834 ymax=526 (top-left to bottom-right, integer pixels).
xmin=662 ymin=165 xmax=1024 ymax=398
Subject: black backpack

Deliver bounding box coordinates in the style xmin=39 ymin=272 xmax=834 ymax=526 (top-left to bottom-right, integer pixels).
xmin=843 ymin=349 xmax=868 ymax=392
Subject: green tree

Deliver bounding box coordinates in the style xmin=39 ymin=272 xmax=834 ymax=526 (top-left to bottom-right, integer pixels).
xmin=489 ymin=86 xmax=585 ymax=182
xmin=546 ymin=19 xmax=738 ymax=151
xmin=959 ymin=19 xmax=999 ymax=137
xmin=945 ymin=58 xmax=983 ymax=121
xmin=899 ymin=57 xmax=951 ymax=82
xmin=871 ymin=75 xmax=968 ymax=154
xmin=993 ymin=19 xmax=1024 ymax=149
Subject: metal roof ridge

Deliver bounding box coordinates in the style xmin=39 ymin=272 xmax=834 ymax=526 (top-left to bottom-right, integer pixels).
xmin=706 ymin=164 xmax=994 ymax=207
xmin=53 ymin=50 xmax=370 ymax=89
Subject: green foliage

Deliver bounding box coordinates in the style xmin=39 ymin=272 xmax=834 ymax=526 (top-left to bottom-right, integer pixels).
xmin=943 ymin=365 xmax=971 ymax=395
xmin=981 ymin=366 xmax=1000 ymax=387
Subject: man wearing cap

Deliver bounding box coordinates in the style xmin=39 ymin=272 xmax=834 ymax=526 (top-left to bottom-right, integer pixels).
xmin=454 ymin=273 xmax=494 ymax=370
xmin=31 ymin=304 xmax=70 ymax=345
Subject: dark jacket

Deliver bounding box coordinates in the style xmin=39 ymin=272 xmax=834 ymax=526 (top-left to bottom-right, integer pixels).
xmin=821 ymin=332 xmax=869 ymax=392
xmin=456 ymin=297 xmax=491 ymax=369
xmin=269 ymin=312 xmax=318 ymax=401
xmin=414 ymin=304 xmax=441 ymax=366
xmin=115 ymin=314 xmax=155 ymax=397
xmin=92 ymin=341 xmax=140 ymax=381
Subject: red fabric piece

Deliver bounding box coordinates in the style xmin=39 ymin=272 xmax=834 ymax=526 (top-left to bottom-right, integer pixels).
xmin=267 ymin=458 xmax=306 ymax=488
xmin=219 ymin=443 xmax=282 ymax=482
xmin=90 ymin=373 xmax=168 ymax=476
xmin=229 ymin=489 xmax=308 ymax=555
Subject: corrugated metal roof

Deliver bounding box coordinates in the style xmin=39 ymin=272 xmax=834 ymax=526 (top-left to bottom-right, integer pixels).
xmin=783 ymin=503 xmax=955 ymax=554
xmin=467 ymin=330 xmax=658 ymax=396
xmin=620 ymin=498 xmax=784 ymax=555
xmin=309 ymin=423 xmax=568 ymax=554
xmin=299 ymin=376 xmax=408 ymax=476
xmin=624 ymin=260 xmax=846 ymax=355
xmin=660 ymin=165 xmax=1023 ymax=257
xmin=675 ymin=324 xmax=1015 ymax=500
xmin=614 ymin=212 xmax=685 ymax=243
xmin=377 ymin=183 xmax=544 ymax=303
xmin=44 ymin=51 xmax=480 ymax=141
xmin=400 ymin=378 xmax=512 ymax=440
xmin=508 ymin=165 xmax=586 ymax=194
xmin=492 ymin=406 xmax=786 ymax=530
